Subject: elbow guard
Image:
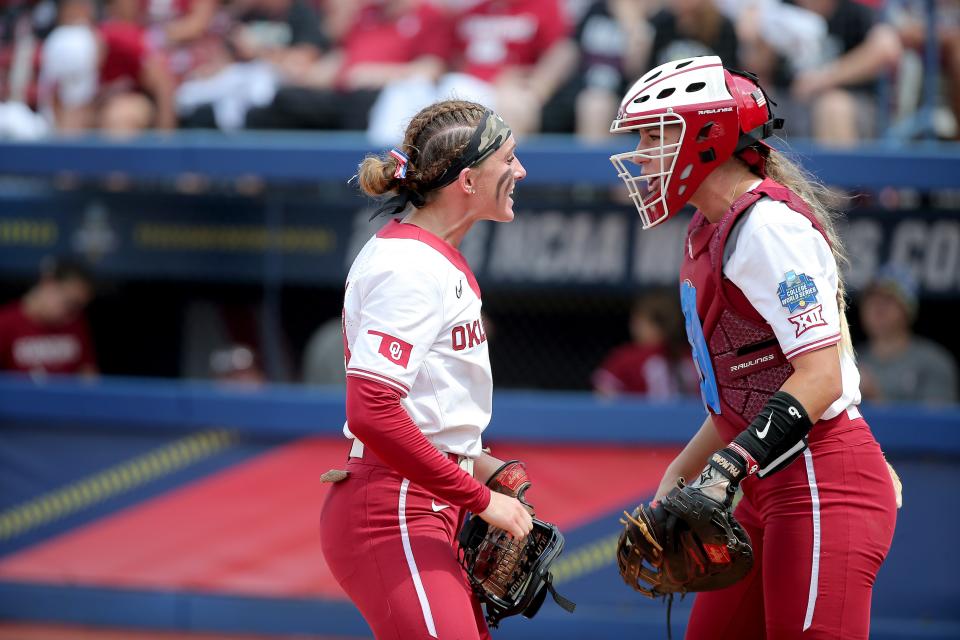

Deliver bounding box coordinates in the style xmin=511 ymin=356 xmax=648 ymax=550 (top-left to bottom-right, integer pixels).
xmin=730 ymin=391 xmax=814 ymax=479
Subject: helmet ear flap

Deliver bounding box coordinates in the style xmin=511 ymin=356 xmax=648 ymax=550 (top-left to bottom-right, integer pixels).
xmin=724 ymin=68 xmax=782 ymax=149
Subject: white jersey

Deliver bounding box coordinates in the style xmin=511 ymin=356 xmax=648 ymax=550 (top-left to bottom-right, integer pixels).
xmin=342 ymin=220 xmax=491 ymax=457
xmin=723 ymin=191 xmax=861 ymax=420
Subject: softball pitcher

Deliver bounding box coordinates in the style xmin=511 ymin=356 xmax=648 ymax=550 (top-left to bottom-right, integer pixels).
xmin=320 ymin=99 xmax=532 ymax=640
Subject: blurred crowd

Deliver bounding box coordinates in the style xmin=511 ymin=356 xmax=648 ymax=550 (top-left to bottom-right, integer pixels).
xmin=0 ymin=0 xmax=957 ymax=144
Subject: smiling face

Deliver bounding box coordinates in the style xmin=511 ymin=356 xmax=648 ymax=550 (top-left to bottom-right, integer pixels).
xmin=469 ymin=135 xmax=526 ymax=223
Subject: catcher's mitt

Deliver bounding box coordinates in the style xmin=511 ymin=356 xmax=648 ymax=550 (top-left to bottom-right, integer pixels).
xmin=617 ymin=481 xmax=753 ymax=598
xmin=458 ymin=514 xmax=575 ymax=627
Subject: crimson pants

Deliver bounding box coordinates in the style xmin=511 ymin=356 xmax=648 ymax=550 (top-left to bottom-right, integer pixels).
xmin=320 ymin=451 xmax=490 ymax=640
xmin=686 ymin=414 xmax=898 ymax=639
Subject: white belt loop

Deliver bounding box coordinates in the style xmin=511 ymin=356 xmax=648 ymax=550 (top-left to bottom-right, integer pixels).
xmin=349 ymin=439 xmax=364 ymax=458
xmin=459 ymin=456 xmax=475 ymax=478
xmin=847 ymin=406 xmax=862 ymax=420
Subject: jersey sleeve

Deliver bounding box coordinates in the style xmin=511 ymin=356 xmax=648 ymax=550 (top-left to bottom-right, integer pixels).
xmin=346 ymin=263 xmax=444 ymax=394
xmin=724 ymin=203 xmax=842 ymax=360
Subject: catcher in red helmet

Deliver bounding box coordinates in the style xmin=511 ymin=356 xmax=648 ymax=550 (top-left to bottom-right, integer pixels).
xmin=611 ymin=56 xmax=901 ymax=640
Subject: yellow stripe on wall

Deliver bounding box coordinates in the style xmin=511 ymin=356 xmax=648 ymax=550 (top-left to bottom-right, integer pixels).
xmin=552 ymin=532 xmax=620 ymax=584
xmin=0 ymin=428 xmax=236 ymax=541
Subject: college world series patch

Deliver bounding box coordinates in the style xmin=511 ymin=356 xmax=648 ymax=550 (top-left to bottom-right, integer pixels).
xmin=777 ymin=271 xmax=819 ymax=313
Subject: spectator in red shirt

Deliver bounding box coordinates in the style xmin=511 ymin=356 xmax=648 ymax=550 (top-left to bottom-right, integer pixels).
xmin=37 ymin=0 xmax=177 ymax=133
xmin=100 ymin=0 xmax=178 ymax=132
xmin=0 ymin=258 xmax=98 ymax=378
xmin=365 ymin=0 xmax=577 ymax=142
xmin=446 ymin=0 xmax=578 ymax=136
xmin=592 ymin=289 xmax=697 ymax=399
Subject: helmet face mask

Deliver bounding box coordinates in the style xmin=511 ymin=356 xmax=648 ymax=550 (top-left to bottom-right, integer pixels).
xmin=610 ymin=56 xmax=781 ymax=228
xmin=609 ymin=112 xmax=685 ymax=229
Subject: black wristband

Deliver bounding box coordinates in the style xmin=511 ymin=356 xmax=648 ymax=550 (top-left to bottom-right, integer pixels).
xmin=732 ymin=391 xmax=813 ymax=472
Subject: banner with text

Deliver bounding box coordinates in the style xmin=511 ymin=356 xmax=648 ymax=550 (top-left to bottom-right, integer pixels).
xmin=0 ymin=191 xmax=958 ymax=296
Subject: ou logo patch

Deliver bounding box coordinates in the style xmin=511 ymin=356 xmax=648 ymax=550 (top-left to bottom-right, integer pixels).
xmin=389 ymin=341 xmax=403 ymax=361
xmin=368 ymin=330 xmax=413 ymax=369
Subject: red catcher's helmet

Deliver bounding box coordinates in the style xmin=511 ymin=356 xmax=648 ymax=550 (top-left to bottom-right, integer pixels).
xmin=609 ymin=56 xmax=783 ymax=229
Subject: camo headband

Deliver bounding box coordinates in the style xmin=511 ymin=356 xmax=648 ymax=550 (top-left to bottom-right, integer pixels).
xmin=426 ymin=109 xmax=512 ymax=191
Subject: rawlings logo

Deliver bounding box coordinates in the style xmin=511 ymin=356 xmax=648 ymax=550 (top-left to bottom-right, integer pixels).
xmin=729 ymin=353 xmax=775 ymax=373
xmin=497 ymin=464 xmax=528 ymax=492
xmin=703 ymin=543 xmax=731 ymax=564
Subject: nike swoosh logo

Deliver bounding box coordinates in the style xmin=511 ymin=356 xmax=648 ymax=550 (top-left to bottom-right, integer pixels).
xmin=756 ymin=412 xmax=772 ymax=439
xmin=431 ymin=500 xmax=450 ymax=512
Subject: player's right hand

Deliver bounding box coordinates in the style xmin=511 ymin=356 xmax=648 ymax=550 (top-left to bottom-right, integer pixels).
xmin=479 ymin=491 xmax=533 ymax=539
